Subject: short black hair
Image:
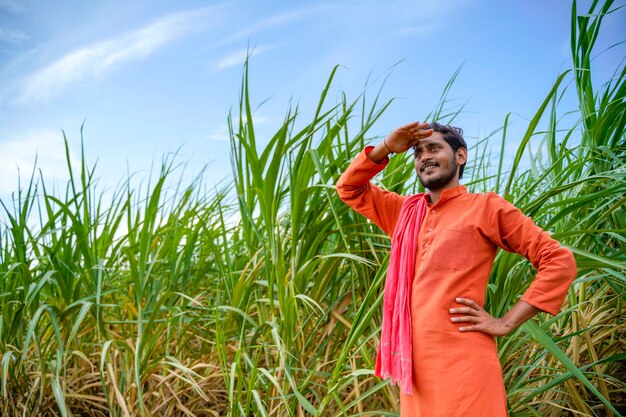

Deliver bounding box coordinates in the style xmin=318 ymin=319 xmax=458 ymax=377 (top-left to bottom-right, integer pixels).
xmin=427 ymin=122 xmax=467 ymax=179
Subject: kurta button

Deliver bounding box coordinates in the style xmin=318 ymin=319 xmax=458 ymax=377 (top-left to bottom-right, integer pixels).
xmin=424 ymin=243 xmax=429 ymax=248
xmin=432 ymin=210 xmax=437 ymax=213
xmin=428 ymin=227 xmax=433 ymax=232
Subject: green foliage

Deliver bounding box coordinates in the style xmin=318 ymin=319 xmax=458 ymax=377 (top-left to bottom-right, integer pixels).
xmin=0 ymin=1 xmax=624 ymax=416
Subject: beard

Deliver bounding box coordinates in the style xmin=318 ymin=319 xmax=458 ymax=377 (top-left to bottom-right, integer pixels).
xmin=417 ymin=156 xmax=458 ymax=190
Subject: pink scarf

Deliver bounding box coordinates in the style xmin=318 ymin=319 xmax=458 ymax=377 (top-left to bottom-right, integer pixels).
xmin=375 ymin=193 xmax=426 ymax=395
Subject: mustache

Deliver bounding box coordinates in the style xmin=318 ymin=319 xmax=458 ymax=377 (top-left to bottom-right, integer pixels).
xmin=420 ymin=161 xmax=439 ymax=172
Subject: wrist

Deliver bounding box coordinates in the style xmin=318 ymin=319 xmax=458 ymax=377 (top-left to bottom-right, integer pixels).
xmin=383 ymin=137 xmax=394 ymax=155
xmin=366 ymin=141 xmax=393 ymax=164
xmin=500 ymin=301 xmax=541 ymax=333
xmin=498 ymin=316 xmax=517 ymax=333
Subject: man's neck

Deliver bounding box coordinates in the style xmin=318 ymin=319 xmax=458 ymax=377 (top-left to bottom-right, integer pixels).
xmin=428 ymin=181 xmax=460 ymax=205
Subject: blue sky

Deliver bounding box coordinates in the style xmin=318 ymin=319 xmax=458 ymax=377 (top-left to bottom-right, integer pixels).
xmin=0 ymin=0 xmax=624 ymax=200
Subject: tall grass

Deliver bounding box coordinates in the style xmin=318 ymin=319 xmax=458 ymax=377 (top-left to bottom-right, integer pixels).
xmin=0 ymin=0 xmax=624 ymax=416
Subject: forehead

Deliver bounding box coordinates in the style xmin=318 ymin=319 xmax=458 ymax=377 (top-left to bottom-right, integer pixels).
xmin=414 ymin=132 xmax=449 ymax=150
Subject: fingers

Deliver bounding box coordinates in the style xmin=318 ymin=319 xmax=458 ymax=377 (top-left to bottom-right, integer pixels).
xmin=386 ymin=121 xmax=431 ymax=153
xmin=399 ymin=120 xmax=422 ymax=130
xmin=409 ymin=122 xmax=432 ymax=136
xmin=450 ymin=299 xmax=482 ymax=328
xmin=450 ymin=315 xmax=478 ymax=324
xmin=387 ymin=121 xmax=433 ymax=153
xmin=449 ymin=306 xmax=479 ymax=315
xmin=400 ymin=121 xmax=433 ymax=137
xmin=449 ymin=298 xmax=502 ymax=335
xmin=458 ymin=325 xmax=481 ymax=332
xmin=455 ymin=297 xmax=481 ymax=310
xmin=450 ymin=298 xmax=481 ymax=315
xmin=415 ymin=128 xmax=433 ymax=138
xmin=407 ymin=127 xmax=433 ymax=149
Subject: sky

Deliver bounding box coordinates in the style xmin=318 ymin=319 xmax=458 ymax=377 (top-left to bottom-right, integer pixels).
xmin=0 ymin=0 xmax=624 ymax=205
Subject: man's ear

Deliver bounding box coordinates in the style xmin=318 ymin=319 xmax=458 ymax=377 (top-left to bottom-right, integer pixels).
xmin=456 ymin=147 xmax=468 ymax=166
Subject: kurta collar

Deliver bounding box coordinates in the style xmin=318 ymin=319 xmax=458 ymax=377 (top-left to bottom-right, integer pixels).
xmin=424 ymin=184 xmax=467 ymax=206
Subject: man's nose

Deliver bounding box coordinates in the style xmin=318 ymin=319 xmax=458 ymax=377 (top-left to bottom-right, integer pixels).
xmin=420 ymin=154 xmax=434 ymax=163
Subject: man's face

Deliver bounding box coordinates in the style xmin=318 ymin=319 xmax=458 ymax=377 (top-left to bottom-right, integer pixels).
xmin=413 ymin=132 xmax=462 ymax=190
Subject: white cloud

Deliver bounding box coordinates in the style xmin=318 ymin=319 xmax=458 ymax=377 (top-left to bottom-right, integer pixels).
xmin=388 ymin=0 xmax=467 ymax=16
xmin=0 ymin=28 xmax=28 ymax=43
xmin=214 ymin=44 xmax=275 ymax=71
xmin=207 ymin=113 xmax=269 ymax=141
xmin=382 ymin=0 xmax=469 ymax=37
xmin=0 ymin=130 xmax=79 ymax=196
xmin=207 ymin=124 xmax=230 ymax=141
xmin=14 ymin=5 xmax=219 ymax=104
xmin=206 ymin=5 xmax=332 ymax=50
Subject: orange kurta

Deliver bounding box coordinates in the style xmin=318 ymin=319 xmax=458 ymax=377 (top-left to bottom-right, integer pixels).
xmin=336 ymin=147 xmax=577 ymax=417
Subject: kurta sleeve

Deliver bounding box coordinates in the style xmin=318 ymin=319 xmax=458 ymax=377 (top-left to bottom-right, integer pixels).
xmin=484 ymin=192 xmax=578 ymax=316
xmin=336 ymin=147 xmax=405 ymax=237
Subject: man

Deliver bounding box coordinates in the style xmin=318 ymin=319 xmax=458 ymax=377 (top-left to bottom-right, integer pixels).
xmin=336 ymin=121 xmax=577 ymax=416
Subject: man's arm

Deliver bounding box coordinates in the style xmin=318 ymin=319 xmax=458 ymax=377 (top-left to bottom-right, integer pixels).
xmin=450 ymin=298 xmax=541 ymax=336
xmin=336 ymin=147 xmax=405 ymax=236
xmin=450 ymin=193 xmax=577 ymax=336
xmin=336 ymin=121 xmax=433 ymax=236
